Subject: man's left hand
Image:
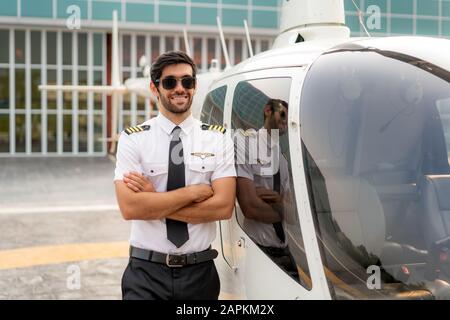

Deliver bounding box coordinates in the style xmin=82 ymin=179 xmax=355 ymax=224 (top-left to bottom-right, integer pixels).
xmin=123 ymin=172 xmax=155 ymax=193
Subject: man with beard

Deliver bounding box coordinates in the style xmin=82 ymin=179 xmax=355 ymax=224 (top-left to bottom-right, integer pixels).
xmin=114 ymin=51 xmax=236 ymax=300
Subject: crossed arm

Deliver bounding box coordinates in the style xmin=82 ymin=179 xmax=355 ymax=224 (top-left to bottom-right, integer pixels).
xmin=115 ymin=172 xmax=236 ymax=224
xmin=236 ymin=177 xmax=283 ymax=224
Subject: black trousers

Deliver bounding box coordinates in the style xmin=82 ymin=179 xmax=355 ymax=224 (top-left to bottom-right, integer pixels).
xmin=121 ymin=257 xmax=221 ymax=300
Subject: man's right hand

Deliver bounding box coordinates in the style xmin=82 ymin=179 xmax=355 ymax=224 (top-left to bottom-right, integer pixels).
xmin=185 ymin=184 xmax=214 ymax=203
xmin=255 ymin=187 xmax=282 ymax=204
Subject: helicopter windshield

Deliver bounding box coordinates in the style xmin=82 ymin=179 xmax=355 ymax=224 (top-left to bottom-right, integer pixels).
xmin=300 ymin=43 xmax=450 ymax=299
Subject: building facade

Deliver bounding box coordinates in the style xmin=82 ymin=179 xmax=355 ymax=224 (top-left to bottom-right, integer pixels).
xmin=0 ymin=0 xmax=448 ymax=156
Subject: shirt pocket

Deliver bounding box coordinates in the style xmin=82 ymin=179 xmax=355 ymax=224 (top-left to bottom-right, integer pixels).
xmin=187 ymin=161 xmax=215 ymax=185
xmin=141 ymin=163 xmax=168 ymax=191
xmin=253 ymin=163 xmax=274 ymax=178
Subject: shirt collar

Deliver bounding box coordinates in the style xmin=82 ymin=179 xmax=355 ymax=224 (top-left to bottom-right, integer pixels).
xmin=156 ymin=112 xmax=195 ymax=136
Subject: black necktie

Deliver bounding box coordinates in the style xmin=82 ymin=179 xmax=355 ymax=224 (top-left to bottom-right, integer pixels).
xmin=272 ymin=169 xmax=286 ymax=243
xmin=166 ymin=126 xmax=189 ymax=248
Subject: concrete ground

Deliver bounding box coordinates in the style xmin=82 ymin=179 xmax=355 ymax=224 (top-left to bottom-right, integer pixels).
xmin=0 ymin=157 xmax=239 ymax=300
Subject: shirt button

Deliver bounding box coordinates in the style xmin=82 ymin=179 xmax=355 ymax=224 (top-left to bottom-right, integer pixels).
xmin=202 ymin=166 xmax=205 ymax=170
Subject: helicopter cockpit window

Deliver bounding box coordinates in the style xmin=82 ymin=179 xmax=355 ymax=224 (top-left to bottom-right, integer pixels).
xmin=231 ymin=78 xmax=312 ymax=290
xmin=300 ymin=47 xmax=450 ymax=299
xmin=200 ymin=85 xmax=227 ymax=125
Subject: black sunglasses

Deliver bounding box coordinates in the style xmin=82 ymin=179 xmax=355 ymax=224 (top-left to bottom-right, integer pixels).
xmin=155 ymin=76 xmax=196 ymax=90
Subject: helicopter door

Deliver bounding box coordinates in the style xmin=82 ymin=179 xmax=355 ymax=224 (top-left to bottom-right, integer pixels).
xmin=198 ymin=85 xmax=240 ymax=271
xmin=220 ymin=70 xmax=330 ymax=299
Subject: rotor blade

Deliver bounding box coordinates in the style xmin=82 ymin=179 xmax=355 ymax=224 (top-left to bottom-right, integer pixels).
xmin=244 ymin=20 xmax=254 ymax=57
xmin=216 ymin=16 xmax=231 ymax=69
xmin=111 ymin=10 xmax=121 ymax=87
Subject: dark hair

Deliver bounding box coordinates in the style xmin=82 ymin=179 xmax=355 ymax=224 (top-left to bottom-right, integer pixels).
xmin=267 ymin=99 xmax=288 ymax=111
xmin=264 ymin=99 xmax=288 ymax=120
xmin=150 ymin=51 xmax=197 ymax=85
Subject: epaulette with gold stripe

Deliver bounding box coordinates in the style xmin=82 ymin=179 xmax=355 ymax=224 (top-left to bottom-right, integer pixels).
xmin=124 ymin=125 xmax=151 ymax=135
xmin=201 ymin=123 xmax=226 ymax=134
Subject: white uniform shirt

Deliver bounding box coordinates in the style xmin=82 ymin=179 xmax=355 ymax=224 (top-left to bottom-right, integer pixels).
xmin=114 ymin=113 xmax=236 ymax=254
xmin=236 ymin=128 xmax=291 ymax=248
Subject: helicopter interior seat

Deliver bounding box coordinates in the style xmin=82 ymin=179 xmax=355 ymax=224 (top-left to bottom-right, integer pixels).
xmin=419 ymin=175 xmax=450 ymax=251
xmin=322 ymin=170 xmax=433 ymax=299
xmin=417 ymin=109 xmax=450 ymax=255
xmin=348 ymin=100 xmax=431 ymax=262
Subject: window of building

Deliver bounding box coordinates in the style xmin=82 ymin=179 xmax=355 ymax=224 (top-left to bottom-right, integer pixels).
xmin=234 ymin=39 xmax=243 ymax=64
xmin=62 ymin=32 xmax=72 ymax=65
xmin=391 ymin=18 xmax=413 ymax=35
xmin=166 ymin=36 xmax=175 ymax=52
xmin=159 ymin=5 xmax=186 ymax=24
xmin=260 ymin=40 xmax=270 ymax=52
xmin=252 ymin=10 xmax=278 ymax=29
xmin=63 ymin=70 xmax=72 ymax=110
xmin=93 ymin=33 xmax=103 ymax=66
xmin=78 ymin=70 xmax=87 ymax=110
xmin=31 ymin=69 xmax=41 ymax=109
xmin=78 ymin=33 xmax=88 ymax=66
xmin=15 ymin=30 xmax=25 ymax=64
xmin=207 ymin=38 xmax=216 ymax=68
xmin=46 ymin=31 xmax=57 ymax=65
xmin=47 ymin=69 xmax=57 ymax=110
xmin=0 ymin=114 xmax=9 ymax=153
xmin=0 ymin=68 xmax=9 ymax=110
xmin=31 ymin=31 xmax=41 ymax=65
xmin=122 ymin=35 xmax=131 ymax=67
xmin=151 ymin=36 xmax=160 ymax=63
xmin=193 ymin=37 xmax=202 ymax=70
xmin=15 ymin=69 xmax=25 ymax=109
xmin=0 ymin=29 xmax=106 ymax=154
xmin=391 ymin=0 xmax=413 ymax=15
xmin=136 ymin=35 xmax=146 ymax=65
xmin=0 ymin=29 xmax=8 ymax=64
xmin=63 ymin=114 xmax=72 ymax=152
xmin=15 ymin=114 xmax=25 ymax=152
xmin=222 ymin=9 xmax=247 ymax=27
xmin=31 ymin=114 xmax=41 ymax=152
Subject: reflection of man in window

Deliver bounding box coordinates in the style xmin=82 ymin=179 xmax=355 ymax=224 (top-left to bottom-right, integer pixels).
xmin=235 ymin=99 xmax=299 ymax=280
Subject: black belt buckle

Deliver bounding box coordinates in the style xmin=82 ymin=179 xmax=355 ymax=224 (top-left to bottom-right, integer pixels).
xmin=166 ymin=254 xmax=186 ymax=267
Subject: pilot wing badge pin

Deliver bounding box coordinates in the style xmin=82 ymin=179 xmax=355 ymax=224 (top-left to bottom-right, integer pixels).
xmin=191 ymin=152 xmax=215 ymax=159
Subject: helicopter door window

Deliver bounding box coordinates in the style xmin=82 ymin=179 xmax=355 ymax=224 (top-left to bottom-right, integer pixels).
xmin=200 ymin=85 xmax=227 ymax=126
xmin=231 ymin=78 xmax=312 ymax=290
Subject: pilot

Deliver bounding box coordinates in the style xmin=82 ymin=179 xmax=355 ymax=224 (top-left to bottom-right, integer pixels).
xmin=114 ymin=51 xmax=236 ymax=300
xmin=235 ymin=98 xmax=299 ymax=280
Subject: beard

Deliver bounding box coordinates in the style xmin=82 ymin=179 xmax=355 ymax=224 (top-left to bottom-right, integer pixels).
xmin=268 ymin=116 xmax=287 ymax=136
xmin=159 ymin=92 xmax=193 ymax=114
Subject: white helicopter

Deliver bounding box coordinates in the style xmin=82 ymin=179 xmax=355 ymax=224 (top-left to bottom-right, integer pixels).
xmin=203 ymin=0 xmax=450 ymax=300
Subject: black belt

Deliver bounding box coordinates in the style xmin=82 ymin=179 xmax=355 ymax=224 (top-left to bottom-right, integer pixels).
xmin=129 ymin=246 xmax=218 ymax=267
